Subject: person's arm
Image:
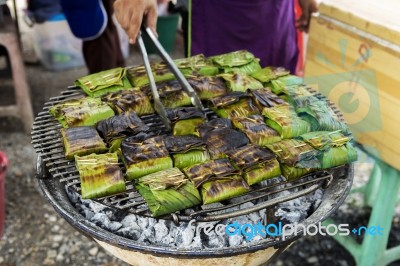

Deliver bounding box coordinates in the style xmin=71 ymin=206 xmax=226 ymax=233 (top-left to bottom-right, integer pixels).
xmin=297 ymin=0 xmax=319 ymax=33
xmin=113 ymin=0 xmax=158 ymax=44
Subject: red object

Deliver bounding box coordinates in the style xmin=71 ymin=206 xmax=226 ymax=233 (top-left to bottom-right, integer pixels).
xmin=0 ymin=151 xmax=9 ymax=238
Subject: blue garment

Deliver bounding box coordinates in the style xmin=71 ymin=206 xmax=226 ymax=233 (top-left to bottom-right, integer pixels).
xmin=28 ymin=0 xmax=63 ymax=23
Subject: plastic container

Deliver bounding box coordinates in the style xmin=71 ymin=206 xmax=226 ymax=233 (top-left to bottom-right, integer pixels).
xmin=143 ymin=14 xmax=179 ymax=54
xmin=32 ymin=14 xmax=85 ymax=71
xmin=0 ymin=151 xmax=9 ymax=238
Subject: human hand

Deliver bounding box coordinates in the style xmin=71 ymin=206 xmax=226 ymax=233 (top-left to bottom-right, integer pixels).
xmin=114 ymin=0 xmax=158 ymax=44
xmin=297 ymin=0 xmax=319 ymax=33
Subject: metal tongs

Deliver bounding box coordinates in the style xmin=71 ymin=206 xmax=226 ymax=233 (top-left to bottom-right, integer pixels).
xmin=137 ymin=27 xmax=205 ymax=131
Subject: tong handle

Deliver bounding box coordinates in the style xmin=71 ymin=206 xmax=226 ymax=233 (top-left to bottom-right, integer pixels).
xmin=143 ymin=27 xmax=205 ymax=111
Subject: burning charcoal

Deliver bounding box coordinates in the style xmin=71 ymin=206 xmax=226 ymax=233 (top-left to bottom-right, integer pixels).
xmin=108 ymin=221 xmax=123 ymax=232
xmin=137 ymin=217 xmax=149 ymax=231
xmin=228 ymin=234 xmax=244 ymax=247
xmin=154 ymin=221 xmax=169 ymax=243
xmin=204 ymin=230 xmax=226 ymax=248
xmin=91 ymin=213 xmax=110 ymax=228
xmin=139 ymin=227 xmax=156 ymax=244
xmin=120 ymin=214 xmax=137 ymax=228
xmin=116 ymin=227 xmax=141 ymax=241
xmin=249 ymin=212 xmax=261 ymax=224
xmin=88 ymin=201 xmax=107 ymax=214
xmin=249 ymin=235 xmax=264 ymax=243
xmin=188 ymin=235 xmax=203 ymax=249
xmin=83 ymin=209 xmax=95 ymax=220
xmin=176 ymin=224 xmax=195 ymax=248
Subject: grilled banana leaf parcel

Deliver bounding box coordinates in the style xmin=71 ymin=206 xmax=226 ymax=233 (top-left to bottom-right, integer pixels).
xmin=210 ymin=92 xmax=260 ymax=119
xmin=210 ymin=50 xmax=256 ymax=68
xmin=218 ymin=73 xmax=264 ymax=92
xmin=174 ymin=54 xmax=219 ymax=76
xmin=167 ymin=107 xmax=207 ymax=135
xmin=75 ymin=68 xmax=132 ymax=97
xmin=300 ymin=131 xmax=358 ymax=168
xmin=61 ymin=126 xmax=108 ymax=160
xmin=96 ymin=112 xmax=150 ymax=152
xmin=127 ymin=63 xmax=182 ymax=88
xmin=101 ymin=89 xmax=154 ymax=115
xmin=248 ymin=88 xmax=288 ymax=110
xmin=164 ymin=135 xmax=210 ymax=169
xmin=187 ymin=75 xmax=228 ymax=100
xmin=49 ymin=97 xmax=115 ymax=128
xmin=270 ymin=75 xmax=303 ymax=95
xmin=262 ymin=104 xmax=311 ymax=139
xmin=196 ymin=118 xmax=232 ymax=137
xmin=294 ymin=96 xmax=349 ymax=133
xmin=266 ymin=139 xmax=320 ymax=180
xmin=251 ymin=67 xmax=290 ymax=83
xmin=135 ymin=168 xmax=202 ymax=217
xmin=75 ymin=153 xmax=126 ymax=199
xmin=142 ymin=80 xmax=192 ymax=108
xmin=226 ymin=144 xmax=281 ymax=185
xmin=121 ymin=135 xmax=173 ymax=180
xmin=232 ymin=115 xmax=281 ymax=146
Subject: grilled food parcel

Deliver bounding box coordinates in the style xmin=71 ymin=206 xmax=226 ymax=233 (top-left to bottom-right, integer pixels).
xmin=48 ymin=50 xmax=357 ymax=217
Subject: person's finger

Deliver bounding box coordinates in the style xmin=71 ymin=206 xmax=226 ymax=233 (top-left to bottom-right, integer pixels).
xmin=128 ymin=10 xmax=143 ymax=44
xmin=145 ymin=3 xmax=158 ymax=37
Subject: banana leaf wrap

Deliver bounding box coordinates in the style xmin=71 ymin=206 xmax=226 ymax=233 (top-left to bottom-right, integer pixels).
xmin=262 ymin=104 xmax=311 ymax=139
xmin=225 ymin=144 xmax=281 ymax=185
xmin=61 ymin=126 xmax=108 ymax=160
xmin=101 ymin=89 xmax=154 ymax=115
xmin=164 ymin=135 xmax=210 ymax=169
xmin=218 ymin=73 xmax=264 ymax=92
xmin=300 ymin=131 xmax=358 ymax=168
xmin=174 ymin=54 xmax=219 ymax=76
xmin=121 ymin=135 xmax=173 ymax=180
xmin=127 ymin=63 xmax=191 ymax=88
xmin=232 ymin=115 xmax=281 ymax=146
xmin=96 ymin=112 xmax=150 ymax=152
xmin=201 ymin=175 xmax=250 ymax=204
xmin=75 ymin=153 xmax=126 ymax=199
xmin=135 ymin=168 xmax=202 ymax=217
xmin=294 ymin=95 xmax=349 ymax=133
xmin=183 ymin=158 xmax=239 ymax=188
xmin=142 ymin=80 xmax=192 ymax=108
xmin=187 ymin=75 xmax=228 ymax=100
xmin=222 ymin=59 xmax=262 ymax=75
xmin=248 ymin=88 xmax=288 ymax=110
xmin=251 ymin=67 xmax=290 ymax=83
xmin=75 ymin=68 xmax=132 ymax=97
xmin=196 ymin=118 xmax=232 ymax=137
xmin=210 ymin=50 xmax=256 ymax=68
xmin=49 ymin=97 xmax=115 ymax=128
xmin=270 ymin=75 xmax=303 ymax=95
xmin=210 ymin=92 xmax=260 ymax=119
xmin=280 ymin=164 xmax=314 ymax=181
xmin=167 ymin=107 xmax=207 ymax=135
xmin=266 ymin=139 xmax=321 ymax=169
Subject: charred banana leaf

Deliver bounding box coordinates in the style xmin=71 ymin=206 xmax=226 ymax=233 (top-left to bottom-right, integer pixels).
xmin=232 ymin=115 xmax=281 ymax=146
xmin=262 ymin=104 xmax=311 ymax=139
xmin=270 ymin=75 xmax=303 ymax=95
xmin=226 ymin=144 xmax=281 ymax=185
xmin=167 ymin=107 xmax=207 ymax=135
xmin=300 ymin=131 xmax=358 ymax=168
xmin=75 ymin=153 xmax=126 ymax=199
xmin=196 ymin=118 xmax=232 ymax=137
xmin=210 ymin=92 xmax=260 ymax=119
xmin=96 ymin=112 xmax=150 ymax=152
xmin=101 ymin=89 xmax=154 ymax=115
xmin=187 ymin=75 xmax=228 ymax=100
xmin=251 ymin=67 xmax=290 ymax=83
xmin=280 ymin=164 xmax=314 ymax=181
xmin=210 ymin=50 xmax=261 ymax=74
xmin=248 ymin=88 xmax=288 ymax=110
xmin=183 ymin=158 xmax=238 ymax=188
xmin=135 ymin=168 xmax=202 ymax=217
xmin=201 ymin=175 xmax=250 ymax=205
xmin=121 ymin=135 xmax=173 ymax=180
xmin=49 ymin=97 xmax=115 ymax=128
xmin=61 ymin=126 xmax=108 ymax=160
xmin=127 ymin=63 xmax=183 ymax=88
xmin=142 ymin=80 xmax=192 ymax=108
xmin=75 ymin=68 xmax=132 ymax=97
xmin=218 ymin=73 xmax=264 ymax=92
xmin=174 ymin=54 xmax=219 ymax=76
xmin=164 ymin=135 xmax=210 ymax=169
xmin=222 ymin=59 xmax=262 ymax=75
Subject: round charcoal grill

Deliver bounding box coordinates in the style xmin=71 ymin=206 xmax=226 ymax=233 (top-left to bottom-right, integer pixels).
xmin=32 ymin=86 xmax=354 ymax=265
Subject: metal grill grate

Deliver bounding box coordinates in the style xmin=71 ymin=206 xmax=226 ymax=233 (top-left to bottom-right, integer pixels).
xmin=32 ymin=86 xmax=349 ymax=223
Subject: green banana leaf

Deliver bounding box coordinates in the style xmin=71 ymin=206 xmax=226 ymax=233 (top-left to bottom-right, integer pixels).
xmin=218 ymin=73 xmax=264 ymax=92
xmin=49 ymin=97 xmax=115 ymax=128
xmin=167 ymin=107 xmax=206 ymax=135
xmin=96 ymin=112 xmax=149 ymax=151
xmin=183 ymin=158 xmax=239 ymax=187
xmin=210 ymin=50 xmax=256 ymax=67
xmin=61 ymin=126 xmax=108 ymax=160
xmin=135 ymin=168 xmax=202 ymax=217
xmin=251 ymin=67 xmax=290 ymax=83
xmin=121 ymin=135 xmax=173 ymax=180
xmin=243 ymin=160 xmax=281 ymax=185
xmin=300 ymin=131 xmax=351 ymax=150
xmin=174 ymin=54 xmax=219 ymax=76
xmin=232 ymin=115 xmax=281 ymax=146
xmin=75 ymin=68 xmax=132 ymax=97
xmin=248 ymin=88 xmax=288 ymax=110
xmin=196 ymin=118 xmax=233 ymax=137
xmin=294 ymin=95 xmax=349 ymax=132
xmin=201 ymin=175 xmax=250 ymax=204
xmin=101 ymin=89 xmax=154 ymax=115
xmin=75 ymin=153 xmax=126 ymax=199
xmin=151 ymin=80 xmax=192 ymax=108
xmin=211 ymin=92 xmax=260 ymax=119
xmin=280 ymin=163 xmax=314 ymax=181
xmin=223 ymin=59 xmax=262 ymax=75
xmin=262 ymin=104 xmax=311 ymax=139
xmin=270 ymin=75 xmax=303 ymax=95
xmin=187 ymin=75 xmax=228 ymax=100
